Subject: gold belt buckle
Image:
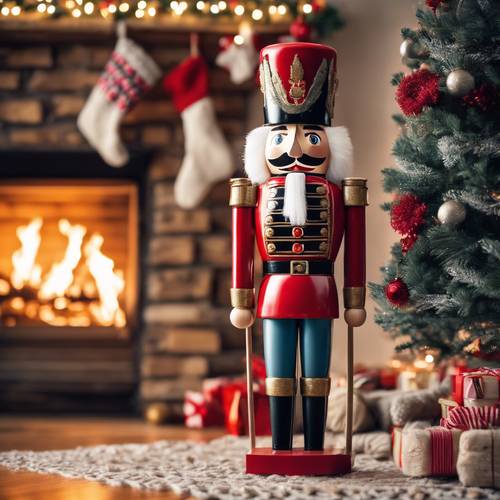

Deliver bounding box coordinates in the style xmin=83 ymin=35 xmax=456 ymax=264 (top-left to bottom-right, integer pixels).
xmin=290 ymin=260 xmax=309 ymax=275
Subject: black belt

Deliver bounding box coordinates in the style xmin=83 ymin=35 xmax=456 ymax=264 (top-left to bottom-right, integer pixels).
xmin=264 ymin=260 xmax=332 ymax=275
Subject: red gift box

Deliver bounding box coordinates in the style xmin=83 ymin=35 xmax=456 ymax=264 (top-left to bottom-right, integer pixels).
xmin=183 ymin=390 xmax=225 ymax=428
xmin=222 ymin=380 xmax=271 ymax=436
xmin=453 ymin=367 xmax=500 ymax=406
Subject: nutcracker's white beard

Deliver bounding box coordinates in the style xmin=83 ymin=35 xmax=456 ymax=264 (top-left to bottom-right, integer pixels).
xmin=283 ymin=172 xmax=307 ymax=227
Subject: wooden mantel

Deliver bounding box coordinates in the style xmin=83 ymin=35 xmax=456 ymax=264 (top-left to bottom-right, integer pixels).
xmin=0 ymin=17 xmax=289 ymax=43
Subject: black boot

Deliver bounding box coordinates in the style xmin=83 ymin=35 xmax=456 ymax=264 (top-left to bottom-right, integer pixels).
xmin=302 ymin=396 xmax=327 ymax=451
xmin=269 ymin=396 xmax=294 ymax=450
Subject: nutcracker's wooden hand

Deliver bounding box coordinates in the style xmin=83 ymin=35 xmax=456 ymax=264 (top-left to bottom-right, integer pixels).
xmin=344 ymin=308 xmax=366 ymax=327
xmin=230 ymin=307 xmax=255 ymax=329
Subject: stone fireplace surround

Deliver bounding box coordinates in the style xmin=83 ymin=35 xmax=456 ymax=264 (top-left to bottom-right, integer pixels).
xmin=0 ymin=22 xmax=282 ymax=419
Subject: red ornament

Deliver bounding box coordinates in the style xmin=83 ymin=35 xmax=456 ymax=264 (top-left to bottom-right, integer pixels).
xmin=385 ymin=278 xmax=410 ymax=307
xmin=292 ymin=242 xmax=304 ymax=254
xmin=290 ymin=16 xmax=312 ymax=42
xmin=396 ymin=69 xmax=440 ymax=116
xmin=292 ymin=227 xmax=304 ymax=238
xmin=426 ymin=0 xmax=445 ymax=11
xmin=391 ymin=194 xmax=427 ymax=236
xmin=463 ymin=84 xmax=499 ymax=113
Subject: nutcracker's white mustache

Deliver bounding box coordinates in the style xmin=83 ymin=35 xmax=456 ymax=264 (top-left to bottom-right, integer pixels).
xmin=283 ymin=172 xmax=307 ymax=227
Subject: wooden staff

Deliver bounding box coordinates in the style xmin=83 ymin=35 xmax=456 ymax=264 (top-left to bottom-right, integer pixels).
xmin=245 ymin=325 xmax=256 ymax=450
xmin=345 ymin=325 xmax=354 ymax=456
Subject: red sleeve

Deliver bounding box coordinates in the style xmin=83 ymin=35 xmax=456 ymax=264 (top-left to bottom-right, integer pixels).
xmin=344 ymin=205 xmax=366 ymax=289
xmin=231 ymin=206 xmax=255 ymax=291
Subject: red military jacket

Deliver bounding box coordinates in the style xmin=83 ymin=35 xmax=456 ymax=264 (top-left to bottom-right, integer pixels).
xmin=231 ymin=175 xmax=366 ymax=319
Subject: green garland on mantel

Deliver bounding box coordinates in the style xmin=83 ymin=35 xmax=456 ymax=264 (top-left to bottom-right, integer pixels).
xmin=0 ymin=0 xmax=344 ymax=38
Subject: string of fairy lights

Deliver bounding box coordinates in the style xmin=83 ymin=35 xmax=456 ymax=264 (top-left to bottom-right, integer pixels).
xmin=0 ymin=0 xmax=322 ymax=21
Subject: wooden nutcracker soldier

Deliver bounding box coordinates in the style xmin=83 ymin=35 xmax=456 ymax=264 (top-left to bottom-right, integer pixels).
xmin=229 ymin=42 xmax=367 ymax=475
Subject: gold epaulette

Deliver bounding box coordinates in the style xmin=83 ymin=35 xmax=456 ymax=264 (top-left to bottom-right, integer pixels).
xmin=342 ymin=177 xmax=368 ymax=207
xmin=229 ymin=178 xmax=257 ymax=207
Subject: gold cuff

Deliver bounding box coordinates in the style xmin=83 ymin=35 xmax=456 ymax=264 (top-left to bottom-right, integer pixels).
xmin=300 ymin=377 xmax=331 ymax=397
xmin=229 ymin=178 xmax=257 ymax=207
xmin=265 ymin=377 xmax=296 ymax=397
xmin=343 ymin=287 xmax=366 ymax=308
xmin=342 ymin=177 xmax=368 ymax=206
xmin=230 ymin=288 xmax=254 ymax=308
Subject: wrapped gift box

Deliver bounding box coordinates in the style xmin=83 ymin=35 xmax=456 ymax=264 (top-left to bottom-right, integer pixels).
xmin=454 ymin=368 xmax=500 ymax=407
xmin=457 ymin=429 xmax=500 ymax=488
xmin=222 ymin=380 xmax=271 ymax=436
xmin=393 ymin=426 xmax=462 ymax=477
xmin=441 ymin=404 xmax=500 ymax=431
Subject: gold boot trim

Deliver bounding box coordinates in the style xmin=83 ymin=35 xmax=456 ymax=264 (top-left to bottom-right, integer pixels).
xmin=265 ymin=377 xmax=297 ymax=397
xmin=300 ymin=377 xmax=331 ymax=397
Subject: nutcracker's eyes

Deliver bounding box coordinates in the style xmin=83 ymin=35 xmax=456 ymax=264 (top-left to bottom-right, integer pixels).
xmin=307 ymin=133 xmax=321 ymax=145
xmin=273 ymin=134 xmax=284 ymax=145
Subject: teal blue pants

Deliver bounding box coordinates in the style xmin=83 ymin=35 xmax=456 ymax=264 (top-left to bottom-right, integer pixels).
xmin=263 ymin=319 xmax=332 ymax=378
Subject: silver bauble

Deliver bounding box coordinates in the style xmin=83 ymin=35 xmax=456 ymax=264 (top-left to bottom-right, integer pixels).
xmin=446 ymin=69 xmax=475 ymax=97
xmin=437 ymin=200 xmax=466 ymax=226
xmin=400 ymin=38 xmax=422 ymax=59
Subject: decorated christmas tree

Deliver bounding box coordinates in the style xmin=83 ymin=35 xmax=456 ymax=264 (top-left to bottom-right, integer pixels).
xmin=370 ymin=0 xmax=500 ymax=360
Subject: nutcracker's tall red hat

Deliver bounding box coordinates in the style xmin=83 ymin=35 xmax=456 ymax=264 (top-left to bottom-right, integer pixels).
xmin=259 ymin=42 xmax=337 ymax=126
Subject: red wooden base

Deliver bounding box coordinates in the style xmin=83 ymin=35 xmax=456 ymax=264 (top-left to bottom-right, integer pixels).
xmin=246 ymin=448 xmax=352 ymax=476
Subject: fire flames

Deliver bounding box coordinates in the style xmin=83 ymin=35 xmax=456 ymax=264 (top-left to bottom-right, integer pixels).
xmin=0 ymin=217 xmax=126 ymax=328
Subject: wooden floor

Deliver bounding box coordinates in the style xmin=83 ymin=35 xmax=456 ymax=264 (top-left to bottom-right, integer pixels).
xmin=0 ymin=416 xmax=225 ymax=500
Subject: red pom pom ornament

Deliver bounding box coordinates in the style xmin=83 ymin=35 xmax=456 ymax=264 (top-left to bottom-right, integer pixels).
xmin=385 ymin=278 xmax=410 ymax=307
xmin=391 ymin=194 xmax=427 ymax=235
xmin=396 ymin=69 xmax=440 ymax=116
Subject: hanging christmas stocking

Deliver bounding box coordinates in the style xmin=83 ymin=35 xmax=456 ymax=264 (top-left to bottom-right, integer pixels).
xmin=163 ymin=55 xmax=234 ymax=209
xmin=77 ymin=35 xmax=161 ymax=167
xmin=215 ymin=32 xmax=259 ymax=84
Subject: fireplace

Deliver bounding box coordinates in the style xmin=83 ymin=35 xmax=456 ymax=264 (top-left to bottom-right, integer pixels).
xmin=0 ymin=151 xmax=146 ymax=412
xmin=0 ymin=181 xmax=137 ymax=332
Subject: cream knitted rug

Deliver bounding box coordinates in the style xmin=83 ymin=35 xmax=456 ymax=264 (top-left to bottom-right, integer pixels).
xmin=0 ymin=435 xmax=496 ymax=499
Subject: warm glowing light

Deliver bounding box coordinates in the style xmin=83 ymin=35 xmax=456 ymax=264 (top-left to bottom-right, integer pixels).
xmin=302 ymin=3 xmax=312 ymax=14
xmin=65 ymin=0 xmax=75 ymax=8
xmin=37 ymin=3 xmax=47 ymax=13
xmin=11 ymin=5 xmax=21 ymax=15
xmin=252 ymin=8 xmax=263 ymax=20
xmin=137 ymin=0 xmax=146 ymax=7
xmin=47 ymin=5 xmax=55 ymax=13
xmin=72 ymin=8 xmax=81 ymax=16
xmin=10 ymin=297 xmax=24 ymax=311
xmin=218 ymin=0 xmax=226 ymax=9
xmin=277 ymin=4 xmax=287 ymax=15
xmin=11 ymin=218 xmax=43 ymax=290
xmin=414 ymin=359 xmax=428 ymax=369
xmin=135 ymin=8 xmax=144 ymax=17
xmin=269 ymin=5 xmax=277 ymax=14
xmin=424 ymin=354 xmax=434 ymax=364
xmin=390 ymin=359 xmax=402 ymax=369
xmin=84 ymin=234 xmax=126 ymax=327
xmin=233 ymin=34 xmax=244 ymax=45
xmin=54 ymin=297 xmax=69 ymax=310
xmin=108 ymin=3 xmax=116 ymax=12
xmin=84 ymin=2 xmax=94 ymax=14
xmin=118 ymin=2 xmax=129 ymax=12
xmin=234 ymin=4 xmax=244 ymax=15
xmin=38 ymin=219 xmax=86 ymax=300
xmin=147 ymin=6 xmax=156 ymax=15
xmin=210 ymin=4 xmax=219 ymax=14
xmin=1 ymin=6 xmax=10 ymax=16
xmin=196 ymin=0 xmax=204 ymax=9
xmin=170 ymin=0 xmax=178 ymax=8
xmin=0 ymin=279 xmax=10 ymax=296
